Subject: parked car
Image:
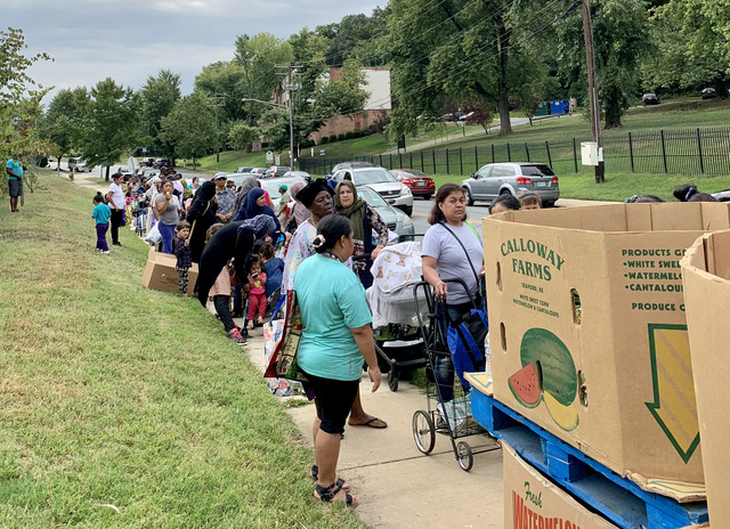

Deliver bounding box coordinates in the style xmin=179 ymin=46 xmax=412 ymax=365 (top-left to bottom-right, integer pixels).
xmin=153 ymin=158 xmax=171 ymax=169
xmin=331 ymin=164 xmax=414 ymax=216
xmin=642 ymin=92 xmax=659 ymax=105
xmin=117 ymin=166 xmax=135 ymax=182
xmin=250 ymin=167 xmax=267 ymax=177
xmin=325 ymin=161 xmax=377 ymax=178
xmin=282 ymin=170 xmax=311 ymax=181
xmin=389 ymin=169 xmax=435 ymax=200
xmin=357 ymin=185 xmax=414 ymax=241
xmin=701 ymin=87 xmax=717 ymax=100
xmin=263 ymin=165 xmax=291 ymax=179
xmin=235 ymin=166 xmax=253 ymax=173
xmin=260 ymin=175 xmax=308 ymax=214
xmin=461 ymin=162 xmax=560 ymax=207
xmin=141 ymin=157 xmax=155 ymax=167
xmin=67 ymin=158 xmax=91 ymax=172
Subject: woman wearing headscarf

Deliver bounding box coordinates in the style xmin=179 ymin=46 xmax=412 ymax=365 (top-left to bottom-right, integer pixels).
xmin=232 ymin=187 xmax=281 ymax=232
xmin=196 ymin=214 xmax=278 ymax=307
xmin=232 ymin=176 xmax=261 ymax=217
xmin=284 ymin=179 xmax=388 ymax=431
xmin=186 ymin=180 xmax=217 ymax=263
xmin=285 ymin=180 xmax=311 ymax=234
xmin=334 ymin=180 xmax=389 ymax=289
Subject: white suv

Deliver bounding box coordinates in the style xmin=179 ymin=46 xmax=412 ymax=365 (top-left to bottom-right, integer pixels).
xmin=332 ymin=165 xmax=413 ymax=216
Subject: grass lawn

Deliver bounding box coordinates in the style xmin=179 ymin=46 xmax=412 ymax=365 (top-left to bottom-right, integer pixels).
xmin=0 ymin=171 xmax=366 ymax=528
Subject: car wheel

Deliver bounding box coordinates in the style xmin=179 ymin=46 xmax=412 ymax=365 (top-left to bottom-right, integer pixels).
xmin=544 ymin=200 xmax=556 ymax=208
xmin=464 ymin=187 xmax=474 ymax=206
xmin=402 ymin=206 xmax=413 ymax=216
xmin=423 ymin=194 xmax=432 ymax=200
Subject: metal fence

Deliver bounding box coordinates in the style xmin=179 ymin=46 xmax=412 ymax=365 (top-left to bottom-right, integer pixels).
xmin=298 ymin=126 xmax=730 ymax=177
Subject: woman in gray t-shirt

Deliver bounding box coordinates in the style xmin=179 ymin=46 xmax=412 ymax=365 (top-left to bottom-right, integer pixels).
xmin=422 ymin=183 xmax=484 ymax=406
xmin=155 ymin=179 xmax=180 ymax=254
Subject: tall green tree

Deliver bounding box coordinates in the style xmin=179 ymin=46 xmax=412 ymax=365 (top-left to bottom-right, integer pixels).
xmin=37 ymin=89 xmax=79 ymax=168
xmin=557 ymin=0 xmax=649 ymax=128
xmin=386 ymin=0 xmax=546 ymax=137
xmin=0 ymin=27 xmax=52 ymax=182
xmin=159 ymin=92 xmax=218 ymax=169
xmin=234 ymin=33 xmax=294 ymax=125
xmin=75 ymin=78 xmax=138 ymax=179
xmin=316 ymin=8 xmax=391 ymax=66
xmin=138 ymin=69 xmax=181 ymax=156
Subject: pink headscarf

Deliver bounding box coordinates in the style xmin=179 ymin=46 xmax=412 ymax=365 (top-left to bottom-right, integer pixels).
xmin=288 ymin=181 xmax=311 ymax=226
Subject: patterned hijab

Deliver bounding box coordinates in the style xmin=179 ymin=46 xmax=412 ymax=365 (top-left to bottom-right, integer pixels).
xmin=239 ymin=214 xmax=276 ymax=238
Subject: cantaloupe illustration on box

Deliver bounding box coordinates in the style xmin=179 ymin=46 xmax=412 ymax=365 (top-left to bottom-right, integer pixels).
xmin=508 ymin=328 xmax=579 ymax=431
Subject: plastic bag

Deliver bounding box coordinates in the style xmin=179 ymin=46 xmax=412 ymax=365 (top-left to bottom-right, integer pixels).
xmin=145 ymin=221 xmax=162 ymax=245
xmin=447 ymin=308 xmax=488 ymax=388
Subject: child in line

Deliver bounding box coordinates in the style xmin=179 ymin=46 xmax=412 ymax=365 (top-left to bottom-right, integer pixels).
xmin=246 ymin=255 xmax=267 ymax=329
xmin=206 ymin=223 xmax=247 ymax=346
xmin=174 ymin=220 xmax=192 ymax=297
xmin=259 ymin=243 xmax=284 ymax=315
xmin=518 ymin=192 xmax=542 ymax=210
xmin=92 ymin=192 xmax=112 ymax=254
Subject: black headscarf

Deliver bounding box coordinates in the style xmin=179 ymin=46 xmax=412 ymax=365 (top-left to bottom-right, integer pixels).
xmin=187 ymin=180 xmax=218 ymax=263
xmin=298 ymin=179 xmax=334 ymax=208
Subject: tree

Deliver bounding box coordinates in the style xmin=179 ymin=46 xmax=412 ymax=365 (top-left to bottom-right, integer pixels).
xmin=462 ymin=100 xmax=494 ymax=133
xmin=234 ymin=33 xmax=294 ymax=125
xmin=317 ymin=8 xmax=391 ymax=66
xmin=138 ymin=69 xmax=181 ymax=156
xmin=227 ymin=122 xmax=259 ymax=151
xmin=310 ymin=59 xmax=369 ymax=124
xmin=556 ymin=0 xmax=649 ymax=128
xmin=0 ymin=27 xmax=52 ymax=186
xmin=37 ymin=89 xmax=79 ymax=168
xmin=75 ymin=78 xmax=138 ymax=179
xmin=159 ymin=92 xmax=218 ymax=169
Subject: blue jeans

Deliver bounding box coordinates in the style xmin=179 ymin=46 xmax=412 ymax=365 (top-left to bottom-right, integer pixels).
xmin=435 ymin=302 xmax=473 ymax=402
xmin=159 ymin=221 xmax=176 ymax=254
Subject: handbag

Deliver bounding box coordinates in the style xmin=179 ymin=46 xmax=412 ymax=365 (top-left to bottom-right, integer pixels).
xmin=264 ymin=291 xmax=308 ymax=383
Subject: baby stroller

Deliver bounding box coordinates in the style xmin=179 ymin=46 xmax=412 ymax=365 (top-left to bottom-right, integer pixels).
xmin=366 ymin=240 xmax=430 ymax=391
xmin=411 ymin=278 xmax=496 ymax=471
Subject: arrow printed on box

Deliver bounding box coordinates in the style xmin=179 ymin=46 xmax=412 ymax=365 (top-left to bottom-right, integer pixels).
xmin=645 ymin=324 xmax=700 ymax=463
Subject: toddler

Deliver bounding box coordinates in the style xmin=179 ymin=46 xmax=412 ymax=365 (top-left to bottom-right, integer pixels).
xmin=174 ymin=220 xmax=192 ymax=297
xmin=246 ymin=255 xmax=267 ymax=329
xmin=92 ymin=193 xmax=112 ymax=254
xmin=206 ymin=223 xmax=247 ymax=346
xmin=518 ymin=192 xmax=542 ymax=210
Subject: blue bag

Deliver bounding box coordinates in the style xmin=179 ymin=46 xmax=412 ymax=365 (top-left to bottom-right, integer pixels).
xmin=447 ymin=308 xmax=488 ymax=388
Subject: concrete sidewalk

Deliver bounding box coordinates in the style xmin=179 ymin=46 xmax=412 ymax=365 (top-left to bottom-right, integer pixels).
xmin=243 ymin=327 xmax=504 ymax=529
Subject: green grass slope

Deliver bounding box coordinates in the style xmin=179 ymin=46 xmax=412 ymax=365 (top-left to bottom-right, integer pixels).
xmin=0 ymin=172 xmax=366 ymax=528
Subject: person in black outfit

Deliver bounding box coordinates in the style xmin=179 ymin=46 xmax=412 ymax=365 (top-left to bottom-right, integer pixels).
xmin=187 ymin=181 xmax=218 ymax=263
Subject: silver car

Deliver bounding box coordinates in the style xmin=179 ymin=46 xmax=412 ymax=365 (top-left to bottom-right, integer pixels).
xmin=332 ymin=165 xmax=413 ymax=216
xmin=357 ymin=185 xmax=414 ymax=241
xmin=461 ymin=162 xmax=560 ymax=207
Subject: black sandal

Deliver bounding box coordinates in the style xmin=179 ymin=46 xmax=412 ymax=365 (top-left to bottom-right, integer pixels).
xmin=310 ymin=465 xmax=349 ymax=490
xmin=314 ymin=483 xmax=357 ymax=506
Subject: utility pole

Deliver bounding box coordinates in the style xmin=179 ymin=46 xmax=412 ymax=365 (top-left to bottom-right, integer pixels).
xmin=582 ymin=0 xmax=604 ymax=183
xmin=277 ymin=63 xmax=302 ymax=170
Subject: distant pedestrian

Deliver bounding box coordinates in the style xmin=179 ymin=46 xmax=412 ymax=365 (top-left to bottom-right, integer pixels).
xmin=6 ymin=155 xmax=24 ymax=213
xmin=106 ymin=172 xmax=126 ymax=246
xmin=92 ymin=192 xmax=112 ymax=254
xmin=174 ymin=220 xmax=192 ymax=297
xmin=214 ymin=172 xmax=236 ymax=224
xmin=155 ymin=179 xmax=180 ymax=254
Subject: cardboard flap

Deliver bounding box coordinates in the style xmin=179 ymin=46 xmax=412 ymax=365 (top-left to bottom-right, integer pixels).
xmin=626 ymin=472 xmax=706 ymax=503
xmin=463 ymin=371 xmax=492 ymax=395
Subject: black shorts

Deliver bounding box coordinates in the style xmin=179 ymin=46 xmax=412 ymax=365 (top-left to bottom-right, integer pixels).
xmin=8 ymin=179 xmax=23 ymax=197
xmin=303 ymin=371 xmax=359 ymax=435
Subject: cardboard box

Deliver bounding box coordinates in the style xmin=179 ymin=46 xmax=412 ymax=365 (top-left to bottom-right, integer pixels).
xmin=141 ymin=248 xmax=199 ymax=295
xmin=681 ymin=230 xmax=730 ymax=526
xmin=503 ymin=442 xmax=619 ymax=529
xmin=484 ymin=203 xmax=730 ymax=489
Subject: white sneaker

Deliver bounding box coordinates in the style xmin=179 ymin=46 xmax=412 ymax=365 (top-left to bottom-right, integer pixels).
xmin=102 ymin=250 xmax=111 ymax=255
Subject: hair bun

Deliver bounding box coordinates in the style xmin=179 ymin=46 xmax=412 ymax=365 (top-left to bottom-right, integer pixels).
xmin=311 ymin=234 xmax=326 ymax=249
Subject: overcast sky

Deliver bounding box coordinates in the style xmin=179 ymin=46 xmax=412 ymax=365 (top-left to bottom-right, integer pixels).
xmin=4 ymin=0 xmax=383 ymax=102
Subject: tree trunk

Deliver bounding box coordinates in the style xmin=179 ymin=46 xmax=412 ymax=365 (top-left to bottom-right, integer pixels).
xmin=105 ymin=166 xmax=110 ymax=181
xmin=192 ymin=156 xmax=196 ymax=171
xmin=604 ymin=87 xmax=622 ymax=129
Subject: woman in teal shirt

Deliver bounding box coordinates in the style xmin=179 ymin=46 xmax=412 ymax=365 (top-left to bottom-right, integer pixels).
xmin=293 ymin=215 xmax=381 ymax=507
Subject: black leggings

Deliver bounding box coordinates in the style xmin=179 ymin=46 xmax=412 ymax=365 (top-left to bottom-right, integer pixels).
xmin=110 ymin=209 xmax=124 ymax=243
xmin=214 ymin=295 xmax=236 ymax=333
xmin=303 ymin=371 xmax=360 ymax=435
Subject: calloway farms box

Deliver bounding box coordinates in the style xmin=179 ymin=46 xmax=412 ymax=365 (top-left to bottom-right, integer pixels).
xmin=681 ymin=231 xmax=730 ymax=526
xmin=503 ymin=442 xmax=619 ymax=529
xmin=484 ymin=203 xmax=730 ymax=490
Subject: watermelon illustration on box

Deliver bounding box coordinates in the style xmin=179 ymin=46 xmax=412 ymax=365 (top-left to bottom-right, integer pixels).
xmin=482 ymin=203 xmax=730 ymax=496
xmin=508 ymin=328 xmax=579 ymax=431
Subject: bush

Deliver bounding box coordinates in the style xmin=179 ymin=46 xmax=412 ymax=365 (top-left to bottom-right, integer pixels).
xmin=320 ymin=136 xmax=329 ymax=145
xmin=337 ymin=133 xmax=346 ymax=142
xmin=344 ymin=131 xmax=355 ymax=140
xmin=328 ymin=134 xmax=338 ymax=143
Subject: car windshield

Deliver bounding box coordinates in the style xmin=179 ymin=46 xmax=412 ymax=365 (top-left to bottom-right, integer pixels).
xmin=353 ymin=168 xmax=397 ymax=185
xmin=520 ymin=164 xmax=555 ymax=177
xmin=357 ymin=186 xmax=389 ymax=207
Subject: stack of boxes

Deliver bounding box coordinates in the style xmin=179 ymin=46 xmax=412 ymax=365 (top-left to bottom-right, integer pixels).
xmin=480 ymin=203 xmax=730 ymax=527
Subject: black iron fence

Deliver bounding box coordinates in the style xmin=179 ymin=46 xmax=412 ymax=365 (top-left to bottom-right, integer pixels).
xmin=298 ymin=126 xmax=730 ymax=177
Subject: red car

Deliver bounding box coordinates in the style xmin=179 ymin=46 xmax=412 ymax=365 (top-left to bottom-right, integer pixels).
xmin=390 ymin=169 xmax=435 ymax=199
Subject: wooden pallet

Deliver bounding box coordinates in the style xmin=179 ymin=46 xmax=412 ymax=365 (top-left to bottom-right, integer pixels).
xmin=470 ymin=389 xmax=708 ymax=529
